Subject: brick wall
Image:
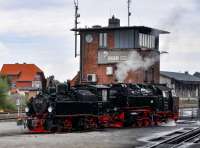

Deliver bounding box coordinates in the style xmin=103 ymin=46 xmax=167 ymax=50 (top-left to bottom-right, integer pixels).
xmin=80 ymin=31 xmax=160 ymax=84
xmin=16 ymin=81 xmax=32 ymax=88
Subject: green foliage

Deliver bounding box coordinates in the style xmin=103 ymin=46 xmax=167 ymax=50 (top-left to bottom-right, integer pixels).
xmin=4 ymin=101 xmax=16 ymax=110
xmin=0 ymin=76 xmax=9 ymax=110
xmin=0 ymin=76 xmax=16 ymax=111
xmin=21 ymin=95 xmax=29 ymax=107
xmin=10 ymin=94 xmax=29 ymax=110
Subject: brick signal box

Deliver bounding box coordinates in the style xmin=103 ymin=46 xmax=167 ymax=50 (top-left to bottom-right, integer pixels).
xmin=72 ymin=16 xmax=169 ymax=85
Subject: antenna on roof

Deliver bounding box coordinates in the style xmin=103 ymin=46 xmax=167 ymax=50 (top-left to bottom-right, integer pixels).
xmin=127 ymin=0 xmax=132 ymax=26
xmin=74 ymin=0 xmax=80 ymax=58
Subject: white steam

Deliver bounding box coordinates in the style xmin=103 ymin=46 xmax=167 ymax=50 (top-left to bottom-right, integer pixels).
xmin=115 ymin=51 xmax=159 ymax=82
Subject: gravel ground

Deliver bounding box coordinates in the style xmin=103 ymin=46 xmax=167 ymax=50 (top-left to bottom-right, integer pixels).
xmin=0 ymin=121 xmax=198 ymax=148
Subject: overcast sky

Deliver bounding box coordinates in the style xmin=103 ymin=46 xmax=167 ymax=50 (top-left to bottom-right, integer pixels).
xmin=0 ymin=0 xmax=199 ymax=81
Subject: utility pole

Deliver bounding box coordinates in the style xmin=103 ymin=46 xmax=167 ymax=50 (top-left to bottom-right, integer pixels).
xmin=128 ymin=0 xmax=132 ymax=26
xmin=74 ymin=0 xmax=80 ymax=57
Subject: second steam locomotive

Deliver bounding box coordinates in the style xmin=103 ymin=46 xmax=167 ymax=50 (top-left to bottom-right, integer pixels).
xmin=25 ymin=83 xmax=178 ymax=132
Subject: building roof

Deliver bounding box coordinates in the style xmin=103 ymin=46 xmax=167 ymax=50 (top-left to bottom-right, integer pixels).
xmin=72 ymin=26 xmax=169 ymax=34
xmin=160 ymin=71 xmax=200 ymax=84
xmin=194 ymin=72 xmax=200 ymax=78
xmin=0 ymin=64 xmax=43 ymax=82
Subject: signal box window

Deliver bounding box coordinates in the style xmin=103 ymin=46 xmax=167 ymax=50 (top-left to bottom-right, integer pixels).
xmin=114 ymin=30 xmax=134 ymax=48
xmin=139 ymin=33 xmax=155 ymax=49
xmin=99 ymin=33 xmax=107 ymax=48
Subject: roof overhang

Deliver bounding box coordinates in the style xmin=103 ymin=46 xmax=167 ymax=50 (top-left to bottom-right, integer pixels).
xmin=176 ymin=80 xmax=200 ymax=85
xmin=71 ymin=26 xmax=169 ymax=34
xmin=161 ymin=74 xmax=200 ymax=84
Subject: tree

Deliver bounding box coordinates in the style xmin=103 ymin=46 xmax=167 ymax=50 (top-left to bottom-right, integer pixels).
xmin=0 ymin=76 xmax=9 ymax=110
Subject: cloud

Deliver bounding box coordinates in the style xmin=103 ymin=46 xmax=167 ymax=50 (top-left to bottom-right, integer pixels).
xmin=0 ymin=0 xmax=70 ymax=10
xmin=0 ymin=42 xmax=16 ymax=68
xmin=0 ymin=0 xmax=200 ymax=81
xmin=161 ymin=50 xmax=200 ymax=74
xmin=0 ymin=42 xmax=9 ymax=57
xmin=0 ymin=35 xmax=77 ymax=81
xmin=40 ymin=58 xmax=79 ymax=81
xmin=0 ymin=8 xmax=74 ymax=37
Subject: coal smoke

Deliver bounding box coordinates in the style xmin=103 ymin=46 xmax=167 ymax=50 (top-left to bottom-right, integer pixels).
xmin=160 ymin=6 xmax=187 ymax=50
xmin=115 ymin=51 xmax=159 ymax=82
xmin=115 ymin=0 xmax=199 ymax=82
xmin=160 ymin=0 xmax=200 ymax=50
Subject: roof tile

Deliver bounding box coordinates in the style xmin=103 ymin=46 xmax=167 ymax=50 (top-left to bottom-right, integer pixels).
xmin=0 ymin=64 xmax=43 ymax=81
xmin=160 ymin=71 xmax=200 ymax=83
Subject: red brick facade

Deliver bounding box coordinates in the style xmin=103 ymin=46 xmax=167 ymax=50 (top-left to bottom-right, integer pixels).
xmin=78 ymin=31 xmax=160 ymax=84
xmin=72 ymin=18 xmax=168 ymax=85
xmin=0 ymin=63 xmax=45 ymax=96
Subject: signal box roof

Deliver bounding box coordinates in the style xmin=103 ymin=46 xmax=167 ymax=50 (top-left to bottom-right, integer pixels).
xmin=72 ymin=26 xmax=169 ymax=34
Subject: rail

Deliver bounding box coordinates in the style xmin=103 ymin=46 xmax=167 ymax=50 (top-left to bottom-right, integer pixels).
xmin=0 ymin=112 xmax=24 ymax=121
xmin=149 ymin=127 xmax=200 ymax=148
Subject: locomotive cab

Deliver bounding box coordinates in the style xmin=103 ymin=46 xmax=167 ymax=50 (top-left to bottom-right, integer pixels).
xmin=87 ymin=85 xmax=112 ymax=115
xmin=87 ymin=85 xmax=110 ymax=102
xmin=56 ymin=83 xmax=69 ymax=95
xmin=153 ymin=85 xmax=173 ymax=112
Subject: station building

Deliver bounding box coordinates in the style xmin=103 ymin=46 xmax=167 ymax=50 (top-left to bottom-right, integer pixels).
xmin=0 ymin=63 xmax=45 ymax=98
xmin=160 ymin=71 xmax=200 ymax=108
xmin=71 ymin=16 xmax=169 ymax=85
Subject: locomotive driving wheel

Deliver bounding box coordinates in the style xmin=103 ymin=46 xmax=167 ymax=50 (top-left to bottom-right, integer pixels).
xmin=63 ymin=118 xmax=72 ymax=132
xmin=45 ymin=119 xmax=57 ymax=133
xmin=26 ymin=119 xmax=34 ymax=131
xmin=142 ymin=119 xmax=150 ymax=127
xmin=136 ymin=119 xmax=143 ymax=128
xmin=88 ymin=117 xmax=98 ymax=129
xmin=81 ymin=117 xmax=98 ymax=130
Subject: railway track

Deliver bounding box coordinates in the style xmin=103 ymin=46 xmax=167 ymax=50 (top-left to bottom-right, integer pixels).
xmin=0 ymin=112 xmax=22 ymax=121
xmin=148 ymin=127 xmax=200 ymax=148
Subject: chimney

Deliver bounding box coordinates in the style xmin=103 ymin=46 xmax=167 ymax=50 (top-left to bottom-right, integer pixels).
xmin=185 ymin=71 xmax=189 ymax=75
xmin=108 ymin=15 xmax=120 ymax=27
xmin=92 ymin=25 xmax=101 ymax=28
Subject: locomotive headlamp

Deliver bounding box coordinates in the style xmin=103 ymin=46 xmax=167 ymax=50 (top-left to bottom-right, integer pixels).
xmin=130 ymin=112 xmax=138 ymax=115
xmin=25 ymin=107 xmax=29 ymax=113
xmin=131 ymin=90 xmax=135 ymax=94
xmin=48 ymin=106 xmax=53 ymax=113
xmin=162 ymin=91 xmax=167 ymax=98
xmin=113 ymin=107 xmax=118 ymax=111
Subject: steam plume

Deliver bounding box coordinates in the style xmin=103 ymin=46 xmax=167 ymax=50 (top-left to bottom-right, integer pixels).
xmin=160 ymin=7 xmax=187 ymax=50
xmin=115 ymin=51 xmax=159 ymax=82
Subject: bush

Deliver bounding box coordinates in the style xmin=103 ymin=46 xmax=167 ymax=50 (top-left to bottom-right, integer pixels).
xmin=10 ymin=94 xmax=28 ymax=110
xmin=0 ymin=77 xmax=9 ymax=110
xmin=0 ymin=76 xmax=16 ymax=111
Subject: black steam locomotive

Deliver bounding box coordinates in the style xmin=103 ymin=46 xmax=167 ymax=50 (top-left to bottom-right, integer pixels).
xmin=24 ymin=83 xmax=178 ymax=132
